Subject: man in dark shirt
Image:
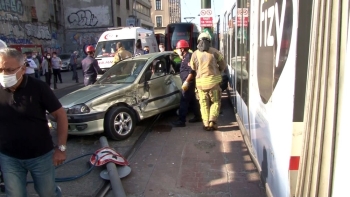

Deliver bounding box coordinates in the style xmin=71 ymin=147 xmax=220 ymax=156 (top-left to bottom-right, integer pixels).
xmin=82 ymin=45 xmax=103 ymax=86
xmin=0 ymin=48 xmax=68 ymax=196
xmin=172 ymin=40 xmax=201 ymax=127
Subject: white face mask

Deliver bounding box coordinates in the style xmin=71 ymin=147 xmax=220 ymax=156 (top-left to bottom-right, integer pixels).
xmin=176 ymin=49 xmax=182 ymax=56
xmin=0 ymin=67 xmax=23 ymax=88
xmin=32 ymin=55 xmax=37 ymax=58
xmin=159 ymin=47 xmax=164 ymax=52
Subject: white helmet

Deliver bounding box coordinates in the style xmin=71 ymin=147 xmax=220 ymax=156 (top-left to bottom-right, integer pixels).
xmin=0 ymin=39 xmax=7 ymax=49
xmin=198 ymin=32 xmax=211 ymax=42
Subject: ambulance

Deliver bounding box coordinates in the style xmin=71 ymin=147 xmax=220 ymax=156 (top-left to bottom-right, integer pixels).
xmin=94 ymin=27 xmax=158 ymax=72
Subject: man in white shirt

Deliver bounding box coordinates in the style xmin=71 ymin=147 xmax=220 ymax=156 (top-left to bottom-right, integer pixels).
xmin=24 ymin=51 xmax=37 ymax=78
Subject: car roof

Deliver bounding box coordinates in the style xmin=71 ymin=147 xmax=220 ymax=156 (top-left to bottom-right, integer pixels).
xmin=125 ymin=51 xmax=174 ymax=61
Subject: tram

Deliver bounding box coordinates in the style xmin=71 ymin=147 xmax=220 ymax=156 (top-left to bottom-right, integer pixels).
xmin=164 ymin=23 xmax=200 ymax=51
xmin=220 ymin=0 xmax=349 ymax=196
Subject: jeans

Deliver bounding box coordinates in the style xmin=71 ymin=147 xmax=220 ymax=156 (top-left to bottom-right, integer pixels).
xmin=52 ymin=69 xmax=62 ymax=83
xmin=0 ymin=151 xmax=61 ymax=197
xmin=71 ymin=64 xmax=78 ymax=82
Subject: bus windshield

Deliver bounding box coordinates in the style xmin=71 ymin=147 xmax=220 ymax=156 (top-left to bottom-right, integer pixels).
xmin=95 ymin=39 xmax=135 ymax=58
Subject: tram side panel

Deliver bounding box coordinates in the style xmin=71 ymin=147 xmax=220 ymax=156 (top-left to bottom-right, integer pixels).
xmin=233 ymin=0 xmax=302 ymax=196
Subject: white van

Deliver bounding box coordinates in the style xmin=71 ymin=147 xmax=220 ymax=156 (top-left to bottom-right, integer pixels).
xmin=95 ymin=27 xmax=158 ymax=72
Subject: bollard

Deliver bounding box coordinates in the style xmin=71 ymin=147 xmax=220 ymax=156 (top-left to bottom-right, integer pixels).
xmin=99 ymin=136 xmax=126 ymax=197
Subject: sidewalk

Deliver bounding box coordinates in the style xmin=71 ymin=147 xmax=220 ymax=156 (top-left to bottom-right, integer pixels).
xmin=115 ymin=93 xmax=266 ymax=197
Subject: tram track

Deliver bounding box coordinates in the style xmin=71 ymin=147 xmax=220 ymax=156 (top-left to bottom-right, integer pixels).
xmin=95 ymin=113 xmax=163 ymax=197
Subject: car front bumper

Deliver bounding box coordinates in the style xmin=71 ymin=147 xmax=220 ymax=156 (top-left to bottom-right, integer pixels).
xmin=49 ymin=112 xmax=105 ymax=135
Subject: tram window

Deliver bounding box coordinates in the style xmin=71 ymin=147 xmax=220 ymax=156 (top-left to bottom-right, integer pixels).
xmin=238 ymin=0 xmax=249 ymax=105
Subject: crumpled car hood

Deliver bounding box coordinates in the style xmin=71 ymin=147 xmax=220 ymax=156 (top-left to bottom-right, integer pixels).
xmin=59 ymin=84 xmax=127 ymax=107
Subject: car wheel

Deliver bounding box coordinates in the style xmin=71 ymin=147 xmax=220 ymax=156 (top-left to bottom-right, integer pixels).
xmin=104 ymin=106 xmax=136 ymax=140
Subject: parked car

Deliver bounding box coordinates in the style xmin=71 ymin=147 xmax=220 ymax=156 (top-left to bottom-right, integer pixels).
xmin=59 ymin=53 xmax=83 ymax=71
xmin=49 ymin=52 xmax=182 ymax=140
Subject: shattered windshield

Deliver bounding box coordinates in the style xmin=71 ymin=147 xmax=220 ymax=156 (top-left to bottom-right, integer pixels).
xmin=97 ymin=59 xmax=148 ymax=84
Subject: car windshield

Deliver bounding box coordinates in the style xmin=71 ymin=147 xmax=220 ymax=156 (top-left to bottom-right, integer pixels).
xmin=59 ymin=54 xmax=71 ymax=59
xmin=97 ymin=59 xmax=148 ymax=84
xmin=95 ymin=39 xmax=135 ymax=58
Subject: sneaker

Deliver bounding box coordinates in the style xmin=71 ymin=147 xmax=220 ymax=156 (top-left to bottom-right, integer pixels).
xmin=172 ymin=120 xmax=186 ymax=127
xmin=188 ymin=117 xmax=202 ymax=123
xmin=209 ymin=121 xmax=218 ymax=130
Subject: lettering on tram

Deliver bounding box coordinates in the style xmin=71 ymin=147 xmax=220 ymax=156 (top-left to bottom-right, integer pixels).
xmin=258 ymin=0 xmax=293 ymax=103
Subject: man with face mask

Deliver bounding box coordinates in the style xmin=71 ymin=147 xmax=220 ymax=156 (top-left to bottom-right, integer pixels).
xmin=172 ymin=40 xmax=201 ymax=127
xmin=159 ymin=43 xmax=165 ymax=52
xmin=24 ymin=51 xmax=38 ymax=78
xmin=0 ymin=48 xmax=68 ymax=196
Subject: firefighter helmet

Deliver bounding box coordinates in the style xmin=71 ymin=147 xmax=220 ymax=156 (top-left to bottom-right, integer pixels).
xmin=86 ymin=45 xmax=95 ymax=52
xmin=176 ymin=40 xmax=189 ymax=49
xmin=198 ymin=32 xmax=211 ymax=41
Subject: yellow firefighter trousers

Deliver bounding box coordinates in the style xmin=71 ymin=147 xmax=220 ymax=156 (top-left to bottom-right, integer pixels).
xmin=197 ymin=85 xmax=222 ymax=127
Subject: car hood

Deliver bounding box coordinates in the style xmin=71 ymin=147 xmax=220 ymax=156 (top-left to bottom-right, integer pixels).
xmin=59 ymin=84 xmax=128 ymax=107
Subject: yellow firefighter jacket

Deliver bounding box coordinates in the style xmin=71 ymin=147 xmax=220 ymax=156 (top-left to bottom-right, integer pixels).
xmin=190 ymin=47 xmax=227 ymax=90
xmin=113 ymin=47 xmax=133 ymax=64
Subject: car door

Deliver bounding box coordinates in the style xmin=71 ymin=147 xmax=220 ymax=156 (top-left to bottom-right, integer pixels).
xmin=137 ymin=57 xmax=181 ymax=116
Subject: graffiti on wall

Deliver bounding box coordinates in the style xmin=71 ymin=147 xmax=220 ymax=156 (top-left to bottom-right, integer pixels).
xmin=67 ymin=10 xmax=98 ymax=27
xmin=65 ymin=31 xmax=102 ymax=54
xmin=66 ymin=6 xmax=111 ymax=28
xmin=25 ymin=24 xmax=52 ymax=40
xmin=0 ymin=0 xmax=24 ymax=15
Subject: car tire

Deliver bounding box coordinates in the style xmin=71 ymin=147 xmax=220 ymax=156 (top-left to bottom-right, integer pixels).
xmin=104 ymin=106 xmax=136 ymax=140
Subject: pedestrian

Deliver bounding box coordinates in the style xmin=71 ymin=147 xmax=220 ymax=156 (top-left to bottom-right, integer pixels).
xmin=51 ymin=52 xmax=63 ymax=86
xmin=113 ymin=42 xmax=132 ymax=64
xmin=82 ymin=45 xmax=103 ymax=86
xmin=143 ymin=46 xmax=150 ymax=54
xmin=32 ymin=51 xmax=41 ymax=79
xmin=134 ymin=39 xmax=144 ymax=56
xmin=172 ymin=40 xmax=202 ymax=127
xmin=70 ymin=51 xmax=79 ymax=83
xmin=189 ymin=32 xmax=227 ymax=131
xmin=24 ymin=51 xmax=37 ymax=78
xmin=0 ymin=47 xmax=68 ymax=197
xmin=159 ymin=43 xmax=165 ymax=52
xmin=42 ymin=53 xmax=53 ymax=87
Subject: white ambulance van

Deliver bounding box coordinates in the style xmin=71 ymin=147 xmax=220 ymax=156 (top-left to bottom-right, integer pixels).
xmin=95 ymin=27 xmax=158 ymax=72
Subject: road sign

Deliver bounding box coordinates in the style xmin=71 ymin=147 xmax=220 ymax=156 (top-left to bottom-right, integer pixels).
xmin=200 ymin=8 xmax=213 ymax=27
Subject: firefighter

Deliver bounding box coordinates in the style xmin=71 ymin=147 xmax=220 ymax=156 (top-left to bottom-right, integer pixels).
xmin=82 ymin=45 xmax=103 ymax=86
xmin=113 ymin=42 xmax=132 ymax=64
xmin=172 ymin=40 xmax=202 ymax=127
xmin=189 ymin=32 xmax=227 ymax=131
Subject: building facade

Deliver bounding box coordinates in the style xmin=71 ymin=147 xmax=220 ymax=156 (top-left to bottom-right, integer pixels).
xmin=0 ymin=0 xmax=63 ymax=54
xmin=62 ymin=0 xmax=153 ymax=54
xmin=151 ymin=0 xmax=181 ymax=34
xmin=0 ymin=0 xmax=153 ymax=55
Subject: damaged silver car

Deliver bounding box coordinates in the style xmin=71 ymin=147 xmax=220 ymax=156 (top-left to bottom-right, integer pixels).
xmin=50 ymin=52 xmax=182 ymax=140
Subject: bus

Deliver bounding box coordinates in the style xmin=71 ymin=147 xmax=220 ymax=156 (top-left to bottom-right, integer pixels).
xmin=164 ymin=23 xmax=199 ymax=51
xmin=220 ymin=0 xmax=349 ymax=196
xmin=155 ymin=33 xmax=165 ymax=45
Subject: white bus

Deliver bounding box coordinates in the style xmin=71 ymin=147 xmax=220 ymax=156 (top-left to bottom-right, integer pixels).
xmin=220 ymin=0 xmax=349 ymax=196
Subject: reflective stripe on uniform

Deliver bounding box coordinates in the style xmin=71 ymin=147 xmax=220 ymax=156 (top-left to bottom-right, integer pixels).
xmin=196 ymin=75 xmax=222 ymax=86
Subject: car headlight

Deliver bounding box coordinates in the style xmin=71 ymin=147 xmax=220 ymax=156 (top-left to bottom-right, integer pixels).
xmin=66 ymin=104 xmax=90 ymax=114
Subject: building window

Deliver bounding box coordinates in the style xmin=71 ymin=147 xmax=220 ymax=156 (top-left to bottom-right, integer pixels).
xmin=156 ymin=16 xmax=162 ymax=27
xmin=126 ymin=0 xmax=130 ymax=10
xmin=117 ymin=17 xmax=121 ymax=26
xmin=116 ymin=0 xmax=120 ymax=5
xmin=135 ymin=2 xmax=150 ymax=16
xmin=155 ymin=0 xmax=161 ymax=10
